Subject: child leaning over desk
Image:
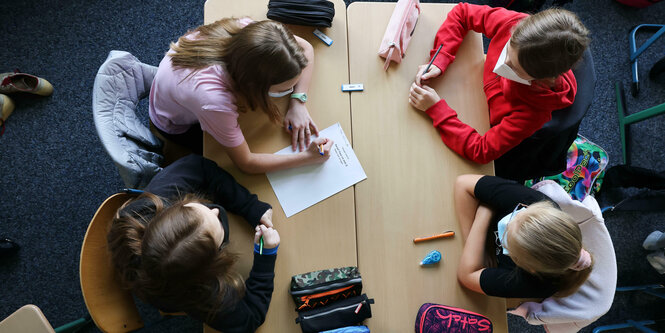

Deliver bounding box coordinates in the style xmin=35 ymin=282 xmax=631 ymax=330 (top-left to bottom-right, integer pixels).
xmin=107 ymin=154 xmax=278 ymax=333
xmin=150 ymin=17 xmax=333 ymax=174
xmin=454 ymin=174 xmax=593 ymax=298
xmin=409 ymin=4 xmax=589 ymax=166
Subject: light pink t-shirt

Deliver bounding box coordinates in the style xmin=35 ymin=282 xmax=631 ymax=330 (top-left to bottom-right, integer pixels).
xmin=149 ymin=18 xmax=253 ymax=148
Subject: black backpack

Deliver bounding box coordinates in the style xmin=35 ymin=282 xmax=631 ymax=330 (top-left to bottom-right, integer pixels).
xmin=267 ymin=0 xmax=335 ymax=28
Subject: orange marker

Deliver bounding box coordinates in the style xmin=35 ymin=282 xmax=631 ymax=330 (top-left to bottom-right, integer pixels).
xmin=413 ymin=231 xmax=455 ymax=243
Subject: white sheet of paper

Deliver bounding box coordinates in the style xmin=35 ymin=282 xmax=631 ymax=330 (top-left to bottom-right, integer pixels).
xmin=266 ymin=123 xmax=367 ymax=217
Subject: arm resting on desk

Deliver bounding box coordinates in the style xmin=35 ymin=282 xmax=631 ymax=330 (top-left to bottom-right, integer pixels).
xmin=454 ymin=175 xmax=491 ymax=294
xmin=430 ymin=3 xmax=527 ymax=74
xmin=201 ymin=156 xmax=271 ymax=227
xmin=284 ymin=36 xmax=319 ymax=152
xmin=224 ymin=138 xmax=332 ymax=174
xmin=425 ymin=99 xmax=549 ymax=164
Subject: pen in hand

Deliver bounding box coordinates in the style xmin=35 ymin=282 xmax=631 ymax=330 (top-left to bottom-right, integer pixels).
xmin=259 ymin=236 xmax=264 ymax=255
xmin=422 ymin=44 xmax=443 ymax=81
xmin=318 ymin=144 xmax=324 ymax=156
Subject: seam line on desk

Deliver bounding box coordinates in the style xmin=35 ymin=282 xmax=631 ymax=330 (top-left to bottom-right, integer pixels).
xmin=345 ymin=1 xmax=360 ymax=270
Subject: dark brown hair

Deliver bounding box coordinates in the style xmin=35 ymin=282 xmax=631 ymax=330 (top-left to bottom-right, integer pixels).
xmin=170 ymin=18 xmax=308 ymax=123
xmin=107 ymin=193 xmax=244 ymax=320
xmin=510 ymin=8 xmax=590 ymax=80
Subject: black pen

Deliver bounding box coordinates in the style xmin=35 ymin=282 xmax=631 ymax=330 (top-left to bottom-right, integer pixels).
xmin=423 ymin=44 xmax=443 ymax=79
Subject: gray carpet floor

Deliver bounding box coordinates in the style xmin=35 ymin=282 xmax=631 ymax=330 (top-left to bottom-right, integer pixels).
xmin=1 ymin=0 xmax=664 ymax=332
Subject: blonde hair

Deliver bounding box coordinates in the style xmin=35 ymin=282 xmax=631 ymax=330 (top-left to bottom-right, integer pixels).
xmin=505 ymin=201 xmax=593 ymax=297
xmin=107 ymin=193 xmax=244 ymax=320
xmin=169 ymin=18 xmax=308 ymax=123
xmin=510 ymin=8 xmax=590 ymax=79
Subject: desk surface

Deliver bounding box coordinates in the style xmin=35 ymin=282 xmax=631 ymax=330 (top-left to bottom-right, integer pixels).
xmin=348 ymin=2 xmax=506 ymax=332
xmin=203 ymin=0 xmax=357 ymax=332
xmin=203 ymin=1 xmax=506 ymax=332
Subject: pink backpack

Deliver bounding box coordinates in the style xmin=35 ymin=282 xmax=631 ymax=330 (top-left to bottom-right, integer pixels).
xmin=377 ymin=0 xmax=420 ymax=71
xmin=415 ymin=303 xmax=493 ymax=333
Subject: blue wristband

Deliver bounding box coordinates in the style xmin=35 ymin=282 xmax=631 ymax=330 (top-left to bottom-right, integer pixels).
xmin=254 ymin=243 xmax=278 ymax=255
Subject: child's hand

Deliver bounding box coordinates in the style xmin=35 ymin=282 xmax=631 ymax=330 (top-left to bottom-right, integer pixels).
xmin=409 ymin=83 xmax=441 ymax=111
xmin=284 ymin=101 xmax=319 ymax=152
xmin=415 ymin=64 xmax=442 ymax=86
xmin=254 ymin=225 xmax=280 ymax=249
xmin=259 ymin=208 xmax=273 ymax=228
xmin=302 ymin=137 xmax=333 ymax=164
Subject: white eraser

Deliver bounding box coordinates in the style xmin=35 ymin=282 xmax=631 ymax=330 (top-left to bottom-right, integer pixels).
xmin=313 ymin=29 xmax=333 ymax=46
xmin=341 ymin=83 xmax=364 ymax=92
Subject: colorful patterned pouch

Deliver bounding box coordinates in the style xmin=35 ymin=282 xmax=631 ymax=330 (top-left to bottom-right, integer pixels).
xmin=525 ymin=135 xmax=608 ymax=201
xmin=415 ymin=303 xmax=493 ymax=333
xmin=290 ymin=266 xmax=363 ymax=311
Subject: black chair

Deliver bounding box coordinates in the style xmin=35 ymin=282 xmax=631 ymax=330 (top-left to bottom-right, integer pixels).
xmin=494 ymin=49 xmax=596 ymax=182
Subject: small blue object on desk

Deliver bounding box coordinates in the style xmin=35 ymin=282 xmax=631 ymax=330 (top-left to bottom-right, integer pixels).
xmin=420 ymin=250 xmax=442 ymax=266
xmin=313 ymin=29 xmax=333 ymax=46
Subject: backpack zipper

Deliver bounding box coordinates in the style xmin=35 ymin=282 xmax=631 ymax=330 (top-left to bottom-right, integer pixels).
xmin=301 ymin=300 xmax=367 ymax=320
xmin=291 ymin=278 xmax=362 ymax=295
xmin=297 ymin=285 xmax=356 ymax=310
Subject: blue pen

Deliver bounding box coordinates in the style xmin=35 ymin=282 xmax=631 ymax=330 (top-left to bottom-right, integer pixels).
xmin=318 ymin=144 xmax=324 ymax=156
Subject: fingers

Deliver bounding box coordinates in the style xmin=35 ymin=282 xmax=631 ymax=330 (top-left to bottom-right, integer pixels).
xmin=304 ymin=127 xmax=311 ymax=151
xmin=422 ymin=85 xmax=437 ymax=94
xmin=284 ymin=119 xmax=292 ymax=133
xmin=412 ymin=82 xmax=427 ymax=95
xmin=311 ymin=136 xmax=327 ymax=145
xmin=291 ymin=128 xmax=298 ymax=152
xmin=260 ymin=216 xmax=273 ymax=228
xmin=422 ymin=69 xmax=434 ymax=81
xmin=410 ymin=83 xmax=426 ymax=100
xmin=309 ymin=121 xmax=319 ymax=137
xmin=254 ymin=226 xmax=262 ymax=244
xmin=321 ymin=139 xmax=334 ymax=156
xmin=298 ymin=127 xmax=306 ymax=152
xmin=257 ymin=225 xmax=280 ymax=248
xmin=422 ymin=65 xmax=441 ymax=81
xmin=415 ymin=65 xmax=424 ymax=86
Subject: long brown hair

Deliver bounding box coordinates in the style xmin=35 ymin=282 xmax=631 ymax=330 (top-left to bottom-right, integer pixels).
xmin=170 ymin=18 xmax=308 ymax=123
xmin=107 ymin=193 xmax=244 ymax=320
xmin=505 ymin=201 xmax=593 ymax=297
xmin=510 ymin=8 xmax=590 ymax=80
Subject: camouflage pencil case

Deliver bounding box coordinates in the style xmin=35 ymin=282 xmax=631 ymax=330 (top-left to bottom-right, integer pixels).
xmin=290 ymin=266 xmax=363 ymax=311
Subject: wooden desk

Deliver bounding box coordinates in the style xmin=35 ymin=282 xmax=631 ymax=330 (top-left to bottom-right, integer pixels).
xmin=348 ymin=2 xmax=507 ymax=332
xmin=202 ymin=0 xmax=506 ymax=332
xmin=203 ymin=0 xmax=357 ymax=332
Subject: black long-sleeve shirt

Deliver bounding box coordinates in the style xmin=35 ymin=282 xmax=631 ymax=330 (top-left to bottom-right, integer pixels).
xmin=121 ymin=154 xmax=275 ymax=333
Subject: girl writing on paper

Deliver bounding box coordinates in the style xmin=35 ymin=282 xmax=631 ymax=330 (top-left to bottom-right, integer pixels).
xmin=108 ymin=155 xmax=278 ymax=333
xmin=408 ymin=5 xmax=590 ymax=168
xmin=453 ymin=174 xmax=592 ymax=298
xmin=150 ymin=18 xmax=332 ymax=173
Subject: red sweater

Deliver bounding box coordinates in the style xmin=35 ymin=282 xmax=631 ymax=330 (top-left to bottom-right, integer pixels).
xmin=425 ymin=3 xmax=577 ymax=164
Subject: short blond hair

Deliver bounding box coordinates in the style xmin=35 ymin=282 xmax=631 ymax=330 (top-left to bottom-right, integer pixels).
xmin=505 ymin=201 xmax=593 ymax=297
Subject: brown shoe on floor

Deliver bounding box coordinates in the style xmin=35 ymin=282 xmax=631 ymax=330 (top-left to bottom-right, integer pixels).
xmin=0 ymin=71 xmax=53 ymax=96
